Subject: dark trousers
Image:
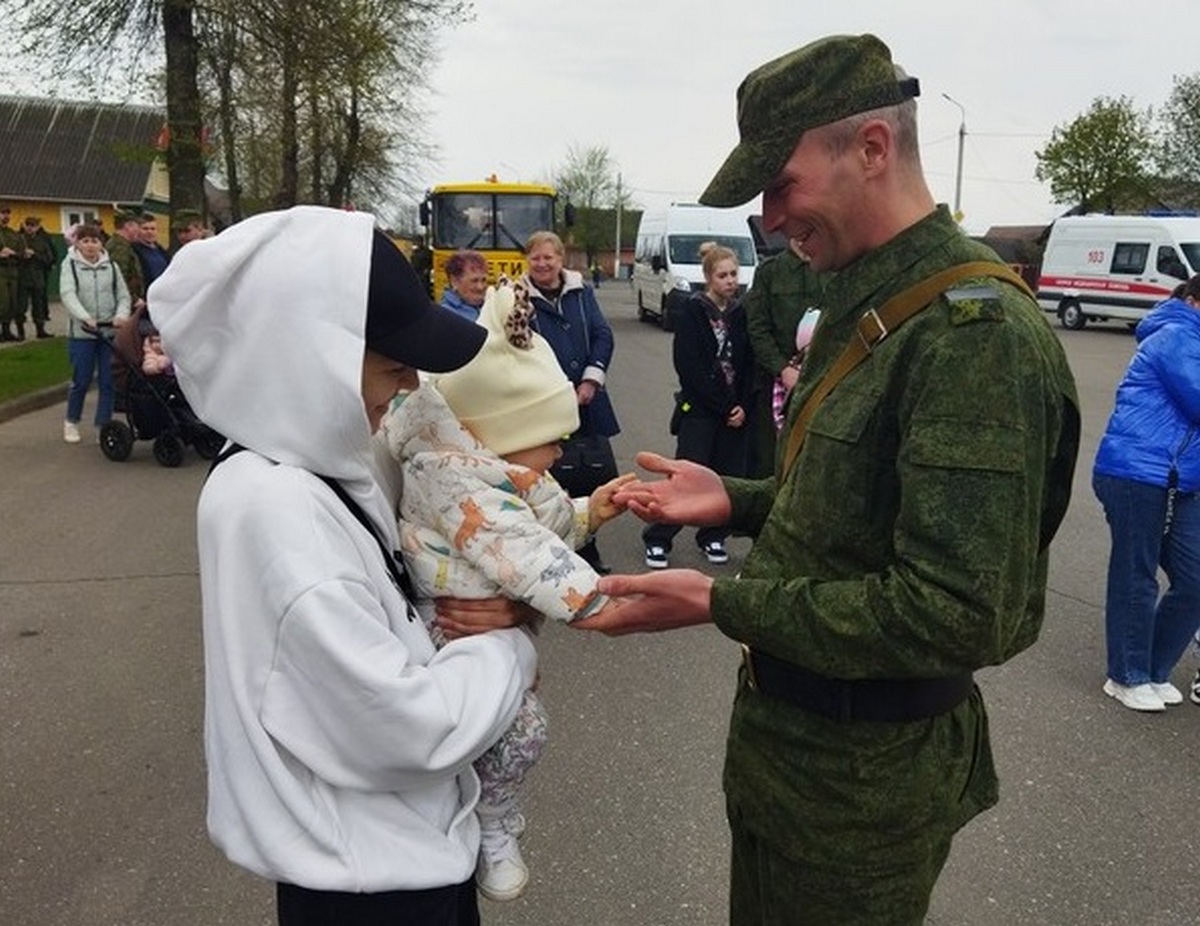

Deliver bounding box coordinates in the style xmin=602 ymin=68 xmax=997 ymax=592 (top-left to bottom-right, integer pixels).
xmin=277 ymin=880 xmax=479 ymax=926
xmin=644 ymin=412 xmax=748 ymax=550
xmin=18 ymin=280 xmax=49 ymax=325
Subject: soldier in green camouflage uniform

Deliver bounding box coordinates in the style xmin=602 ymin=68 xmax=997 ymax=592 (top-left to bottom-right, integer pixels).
xmin=0 ymin=205 xmax=24 ymax=341
xmin=105 ymin=211 xmax=148 ymax=409
xmin=18 ymin=217 xmax=57 ymax=338
xmin=105 ymin=211 xmax=146 ymax=308
xmin=743 ymin=244 xmax=831 ymax=476
xmin=579 ymin=34 xmax=1081 ymax=925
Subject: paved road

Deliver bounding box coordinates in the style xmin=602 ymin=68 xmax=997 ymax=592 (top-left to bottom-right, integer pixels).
xmin=1 ymin=285 xmax=1196 ymax=925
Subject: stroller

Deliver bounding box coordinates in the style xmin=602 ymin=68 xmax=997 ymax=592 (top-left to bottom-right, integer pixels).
xmin=99 ymin=312 xmax=224 ymax=467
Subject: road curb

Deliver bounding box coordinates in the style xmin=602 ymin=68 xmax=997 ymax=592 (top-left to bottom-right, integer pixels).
xmin=0 ymin=383 xmax=68 ymax=425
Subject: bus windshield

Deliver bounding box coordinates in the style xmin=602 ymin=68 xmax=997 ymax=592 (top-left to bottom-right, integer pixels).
xmin=667 ymin=234 xmax=757 ymax=266
xmin=431 ymin=192 xmax=555 ymax=251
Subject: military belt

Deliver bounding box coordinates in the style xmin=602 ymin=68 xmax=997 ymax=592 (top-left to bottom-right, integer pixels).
xmin=741 ymin=646 xmax=973 ymax=723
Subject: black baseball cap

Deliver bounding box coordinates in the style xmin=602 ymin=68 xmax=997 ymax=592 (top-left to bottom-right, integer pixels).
xmin=364 ymin=231 xmax=486 ymax=373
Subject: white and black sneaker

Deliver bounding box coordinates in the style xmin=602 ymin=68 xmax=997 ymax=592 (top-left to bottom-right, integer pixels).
xmin=644 ymin=545 xmax=669 ymax=569
xmin=702 ymin=541 xmax=729 ymax=565
xmin=1190 ymin=669 xmax=1200 ymax=706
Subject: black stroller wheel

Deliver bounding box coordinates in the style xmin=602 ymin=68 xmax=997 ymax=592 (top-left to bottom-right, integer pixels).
xmin=153 ymin=434 xmax=185 ymax=468
xmin=99 ymin=421 xmax=134 ymax=461
xmin=191 ymin=429 xmax=225 ymax=461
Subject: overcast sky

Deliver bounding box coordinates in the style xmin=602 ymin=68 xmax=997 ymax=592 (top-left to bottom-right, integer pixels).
xmin=419 ymin=0 xmax=1196 ymax=235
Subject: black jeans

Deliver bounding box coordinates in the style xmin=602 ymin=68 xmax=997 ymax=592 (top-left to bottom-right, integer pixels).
xmin=276 ymin=880 xmax=479 ymax=926
xmin=644 ymin=412 xmax=748 ymax=550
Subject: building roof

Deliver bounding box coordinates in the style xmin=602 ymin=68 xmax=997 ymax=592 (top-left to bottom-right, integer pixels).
xmin=0 ymin=95 xmax=164 ymax=205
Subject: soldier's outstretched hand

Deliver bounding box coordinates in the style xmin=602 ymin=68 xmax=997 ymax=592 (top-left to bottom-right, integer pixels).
xmin=612 ymin=451 xmax=732 ymax=527
xmin=572 ymin=569 xmax=714 ymax=636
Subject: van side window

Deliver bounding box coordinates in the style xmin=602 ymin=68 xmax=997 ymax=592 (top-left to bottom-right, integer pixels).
xmin=1110 ymin=242 xmax=1149 ymax=275
xmin=1156 ymin=246 xmax=1189 ymax=280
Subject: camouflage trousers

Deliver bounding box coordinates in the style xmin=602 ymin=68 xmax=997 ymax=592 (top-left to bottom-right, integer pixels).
xmin=0 ymin=270 xmax=18 ymax=324
xmin=728 ymin=809 xmax=954 ymax=925
xmin=18 ymin=277 xmax=48 ymax=325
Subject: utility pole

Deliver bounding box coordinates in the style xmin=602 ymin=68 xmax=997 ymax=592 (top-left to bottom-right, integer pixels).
xmin=942 ymin=93 xmax=966 ymax=220
xmin=614 ymin=171 xmax=622 ymax=280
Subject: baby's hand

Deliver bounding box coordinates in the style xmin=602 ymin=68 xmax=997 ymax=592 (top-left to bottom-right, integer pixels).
xmin=588 ymin=472 xmax=636 ymax=532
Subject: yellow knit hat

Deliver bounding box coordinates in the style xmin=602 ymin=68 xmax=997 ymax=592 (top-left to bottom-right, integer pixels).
xmin=434 ymin=278 xmax=579 ymax=456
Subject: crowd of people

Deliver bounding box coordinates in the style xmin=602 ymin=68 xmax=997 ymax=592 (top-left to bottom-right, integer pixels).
xmin=30 ymin=208 xmax=210 ymax=443
xmin=13 ymin=30 xmax=1200 ymax=926
xmin=0 ymin=206 xmax=57 ymax=341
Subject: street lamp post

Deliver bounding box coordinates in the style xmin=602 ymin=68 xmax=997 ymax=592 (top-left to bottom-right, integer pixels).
xmin=942 ymin=93 xmax=965 ymax=219
xmin=614 ymin=171 xmax=622 ymax=281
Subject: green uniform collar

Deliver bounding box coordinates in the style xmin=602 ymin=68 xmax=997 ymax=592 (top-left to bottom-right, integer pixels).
xmin=818 ymin=205 xmax=960 ymax=328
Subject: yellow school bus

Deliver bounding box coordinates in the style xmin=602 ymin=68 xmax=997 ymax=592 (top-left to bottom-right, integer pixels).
xmin=419 ymin=178 xmax=561 ymax=300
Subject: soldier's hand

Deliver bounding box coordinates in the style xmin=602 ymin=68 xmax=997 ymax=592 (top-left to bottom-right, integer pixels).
xmin=572 ymin=570 xmax=714 ymax=636
xmin=612 ymin=452 xmax=731 ymax=527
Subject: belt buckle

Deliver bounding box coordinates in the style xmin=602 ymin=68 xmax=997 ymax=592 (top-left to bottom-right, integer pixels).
xmin=741 ymin=644 xmax=758 ymax=690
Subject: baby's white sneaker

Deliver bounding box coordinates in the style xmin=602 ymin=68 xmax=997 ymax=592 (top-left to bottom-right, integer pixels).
xmin=476 ymin=818 xmax=529 ymax=901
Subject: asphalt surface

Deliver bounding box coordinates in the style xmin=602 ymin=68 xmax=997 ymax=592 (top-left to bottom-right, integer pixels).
xmin=1 ymin=286 xmax=1197 ymax=926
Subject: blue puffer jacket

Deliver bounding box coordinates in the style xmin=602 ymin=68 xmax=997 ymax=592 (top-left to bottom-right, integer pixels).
xmin=1094 ymin=298 xmax=1200 ymax=491
xmin=440 ymin=287 xmax=480 ymax=321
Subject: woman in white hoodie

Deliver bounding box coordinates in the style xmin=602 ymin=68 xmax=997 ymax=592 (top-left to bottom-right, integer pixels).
xmin=149 ymin=207 xmax=538 ymax=926
xmin=58 ymin=223 xmax=131 ymax=443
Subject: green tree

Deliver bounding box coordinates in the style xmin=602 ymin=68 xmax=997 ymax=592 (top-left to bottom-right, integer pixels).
xmin=551 ymin=143 xmax=634 ymax=261
xmin=1157 ymin=73 xmax=1200 ymax=181
xmin=5 ymin=0 xmax=470 ymax=221
xmin=10 ymin=0 xmax=206 ymax=218
xmin=1035 ymin=96 xmax=1155 ymax=213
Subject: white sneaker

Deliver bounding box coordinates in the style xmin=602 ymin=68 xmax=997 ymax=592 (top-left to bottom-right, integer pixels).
xmin=63 ymin=421 xmax=81 ymax=444
xmin=1150 ymin=682 xmax=1183 ymax=706
xmin=1103 ymin=679 xmax=1165 ymax=712
xmin=477 ymin=822 xmax=529 ymax=902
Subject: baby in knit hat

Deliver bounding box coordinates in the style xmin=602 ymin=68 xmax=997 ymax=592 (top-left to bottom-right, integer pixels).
xmin=381 ymin=277 xmax=631 ymax=902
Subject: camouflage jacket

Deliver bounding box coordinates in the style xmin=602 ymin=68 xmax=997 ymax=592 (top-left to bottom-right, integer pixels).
xmin=20 ymin=229 xmax=57 ymax=285
xmin=0 ymin=225 xmax=22 ymax=270
xmin=742 ymin=247 xmax=832 ymax=378
xmin=105 ymin=234 xmax=145 ymax=301
xmin=710 ymin=205 xmax=1080 ymax=870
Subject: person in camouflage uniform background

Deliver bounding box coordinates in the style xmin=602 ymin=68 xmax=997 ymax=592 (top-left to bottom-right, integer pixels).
xmin=579 ymin=34 xmax=1081 ymax=925
xmin=18 ymin=217 xmax=57 ymax=339
xmin=106 ymin=211 xmax=146 ymax=309
xmin=106 ymin=211 xmax=148 ymax=410
xmin=742 ymin=241 xmax=832 ymax=477
xmin=0 ymin=204 xmax=24 ymax=341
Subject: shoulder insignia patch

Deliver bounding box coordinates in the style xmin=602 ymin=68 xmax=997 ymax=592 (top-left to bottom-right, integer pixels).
xmin=943 ymin=281 xmax=1004 ymax=324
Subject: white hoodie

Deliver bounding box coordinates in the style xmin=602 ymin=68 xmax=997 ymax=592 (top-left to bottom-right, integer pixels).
xmin=148 ymin=206 xmax=537 ymax=892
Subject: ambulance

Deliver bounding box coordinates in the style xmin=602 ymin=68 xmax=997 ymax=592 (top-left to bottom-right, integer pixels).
xmin=1036 ymin=214 xmax=1200 ymax=329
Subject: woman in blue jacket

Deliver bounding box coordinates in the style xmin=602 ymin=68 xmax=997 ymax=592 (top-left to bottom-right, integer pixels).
xmin=1094 ymin=274 xmax=1200 ymax=711
xmin=522 ymin=231 xmax=620 ymax=573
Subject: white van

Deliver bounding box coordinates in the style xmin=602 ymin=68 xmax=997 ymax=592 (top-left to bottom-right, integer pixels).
xmin=632 ymin=204 xmax=758 ymax=331
xmin=1037 ymin=215 xmax=1200 ymax=329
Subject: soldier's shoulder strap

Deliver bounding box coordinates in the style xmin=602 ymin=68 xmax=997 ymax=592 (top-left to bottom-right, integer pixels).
xmin=780 ymin=261 xmax=1032 ymax=478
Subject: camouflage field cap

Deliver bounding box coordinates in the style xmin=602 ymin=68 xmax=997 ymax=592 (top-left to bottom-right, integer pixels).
xmin=700 ymin=34 xmax=920 ymax=208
